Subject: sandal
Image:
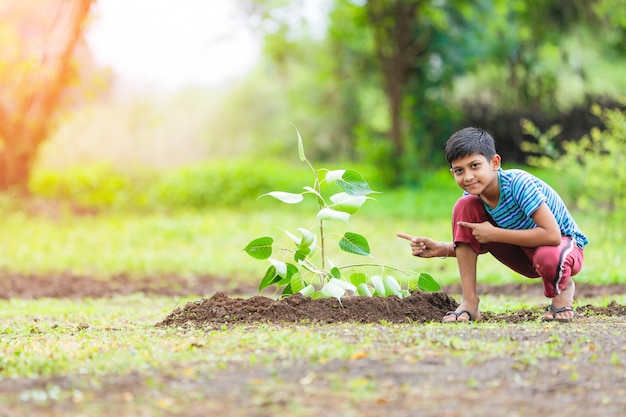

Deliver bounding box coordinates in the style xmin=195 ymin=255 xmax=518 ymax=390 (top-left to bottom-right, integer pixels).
xmin=442 ymin=310 xmax=474 ymax=323
xmin=544 ymin=305 xmax=575 ymax=323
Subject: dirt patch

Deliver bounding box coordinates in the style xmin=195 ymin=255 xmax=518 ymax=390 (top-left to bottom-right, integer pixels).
xmin=3 ymin=271 xmax=626 ymax=300
xmin=0 ymin=270 xmax=256 ymax=299
xmin=157 ymin=291 xmax=460 ymax=326
xmin=157 ymin=291 xmax=626 ymax=327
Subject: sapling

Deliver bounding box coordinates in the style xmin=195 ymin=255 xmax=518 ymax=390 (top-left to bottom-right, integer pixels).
xmin=243 ymin=129 xmax=440 ymax=301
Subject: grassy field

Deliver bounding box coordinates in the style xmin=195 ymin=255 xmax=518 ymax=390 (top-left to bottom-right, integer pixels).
xmin=1 ymin=185 xmax=625 ymax=415
xmin=1 ymin=294 xmax=626 ymax=416
xmin=0 ymin=187 xmax=623 ymax=287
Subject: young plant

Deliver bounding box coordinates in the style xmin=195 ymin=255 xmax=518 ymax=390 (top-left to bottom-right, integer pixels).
xmin=243 ymin=129 xmax=440 ymax=301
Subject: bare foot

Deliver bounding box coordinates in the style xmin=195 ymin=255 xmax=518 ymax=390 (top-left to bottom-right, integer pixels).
xmin=442 ymin=302 xmax=481 ymax=323
xmin=544 ymin=279 xmax=576 ymax=321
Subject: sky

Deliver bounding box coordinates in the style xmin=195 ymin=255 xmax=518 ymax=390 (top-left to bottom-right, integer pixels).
xmin=86 ymin=0 xmax=330 ymax=91
xmin=85 ymin=0 xmax=262 ymax=90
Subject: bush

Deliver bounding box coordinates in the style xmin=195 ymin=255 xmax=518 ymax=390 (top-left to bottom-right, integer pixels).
xmin=145 ymin=159 xmax=311 ymax=209
xmin=30 ymin=164 xmax=135 ymax=208
xmin=522 ymin=103 xmax=626 ymax=211
xmin=28 ymin=157 xmax=390 ymax=211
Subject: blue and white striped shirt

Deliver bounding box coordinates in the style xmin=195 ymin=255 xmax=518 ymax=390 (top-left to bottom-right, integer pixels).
xmin=480 ymin=169 xmax=588 ymax=248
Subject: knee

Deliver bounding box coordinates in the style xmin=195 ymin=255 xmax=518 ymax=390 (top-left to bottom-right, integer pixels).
xmin=453 ymin=195 xmax=486 ymax=223
xmin=533 ymin=247 xmax=561 ymax=279
xmin=453 ymin=195 xmax=483 ymax=215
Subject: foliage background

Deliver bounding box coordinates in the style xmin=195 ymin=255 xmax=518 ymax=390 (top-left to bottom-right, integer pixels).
xmin=1 ymin=0 xmax=626 ymax=286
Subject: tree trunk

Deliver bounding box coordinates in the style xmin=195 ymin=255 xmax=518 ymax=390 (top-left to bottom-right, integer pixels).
xmin=0 ymin=0 xmax=94 ymax=193
xmin=0 ymin=142 xmax=32 ymax=193
xmin=366 ymin=0 xmax=425 ymax=184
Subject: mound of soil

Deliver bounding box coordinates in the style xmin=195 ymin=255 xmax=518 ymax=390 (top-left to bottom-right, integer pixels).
xmin=157 ymin=291 xmax=626 ymax=327
xmin=157 ymin=291 xmax=459 ymax=327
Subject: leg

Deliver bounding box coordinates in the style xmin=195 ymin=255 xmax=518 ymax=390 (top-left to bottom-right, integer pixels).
xmin=444 ymin=196 xmax=486 ymax=322
xmin=534 ymin=238 xmax=584 ymax=321
xmin=442 ymin=242 xmax=481 ymax=322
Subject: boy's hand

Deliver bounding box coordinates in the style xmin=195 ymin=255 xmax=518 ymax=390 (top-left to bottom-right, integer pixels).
xmin=457 ymin=221 xmax=495 ymax=243
xmin=396 ymin=233 xmax=444 ymax=258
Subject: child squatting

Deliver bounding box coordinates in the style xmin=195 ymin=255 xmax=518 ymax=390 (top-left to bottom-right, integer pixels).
xmin=398 ymin=127 xmax=587 ymax=323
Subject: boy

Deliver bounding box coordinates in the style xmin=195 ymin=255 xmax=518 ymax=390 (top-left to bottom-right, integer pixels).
xmin=398 ymin=127 xmax=587 ymax=323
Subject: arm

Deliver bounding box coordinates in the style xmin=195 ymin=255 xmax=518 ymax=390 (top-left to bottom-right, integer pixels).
xmin=458 ymin=202 xmax=562 ymax=247
xmin=396 ymin=233 xmax=454 ymax=258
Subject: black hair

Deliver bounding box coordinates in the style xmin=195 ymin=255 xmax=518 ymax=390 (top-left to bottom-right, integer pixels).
xmin=444 ymin=127 xmax=497 ymax=165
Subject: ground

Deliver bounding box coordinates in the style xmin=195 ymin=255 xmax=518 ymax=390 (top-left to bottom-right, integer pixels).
xmin=2 ymin=271 xmax=624 ymax=324
xmin=2 ymin=272 xmax=626 ymax=416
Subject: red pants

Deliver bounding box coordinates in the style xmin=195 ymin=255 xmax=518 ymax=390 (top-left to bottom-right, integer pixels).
xmin=452 ymin=195 xmax=584 ymax=298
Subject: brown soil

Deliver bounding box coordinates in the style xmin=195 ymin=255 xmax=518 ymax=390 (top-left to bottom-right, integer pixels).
xmin=3 ymin=271 xmax=625 ymax=325
xmin=157 ymin=290 xmax=626 ymax=327
xmin=157 ymin=291 xmax=460 ymax=326
xmin=2 ymin=272 xmax=626 ymax=416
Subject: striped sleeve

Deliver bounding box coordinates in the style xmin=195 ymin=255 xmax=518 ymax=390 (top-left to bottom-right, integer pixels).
xmin=510 ymin=173 xmax=546 ymax=218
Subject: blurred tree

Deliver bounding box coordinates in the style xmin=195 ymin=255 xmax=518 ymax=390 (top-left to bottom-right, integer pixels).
xmin=237 ymin=0 xmax=626 ymax=184
xmin=469 ymin=0 xmax=599 ymax=112
xmin=239 ymin=0 xmax=477 ymax=184
xmin=328 ymin=0 xmax=477 ymax=183
xmin=0 ymin=0 xmax=94 ymax=193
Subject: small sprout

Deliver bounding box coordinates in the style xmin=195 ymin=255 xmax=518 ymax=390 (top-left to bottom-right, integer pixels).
xmin=244 ymin=129 xmax=440 ymax=299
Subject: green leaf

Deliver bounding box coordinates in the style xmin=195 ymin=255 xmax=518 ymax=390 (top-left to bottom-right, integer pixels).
xmin=268 ymin=258 xmax=287 ymax=277
xmin=357 ymin=283 xmax=373 ymax=297
xmin=259 ymin=191 xmax=303 ymax=204
xmin=294 ymin=125 xmax=306 ymax=162
xmin=330 ymin=278 xmax=357 ymax=293
xmin=298 ymin=260 xmax=323 ymax=275
xmin=276 ymin=263 xmax=298 ymax=286
xmin=311 ymin=291 xmax=324 ymax=300
xmin=370 ymin=275 xmax=385 ymax=296
xmin=281 ymin=283 xmax=293 ymax=296
xmin=330 ymin=267 xmax=341 ymax=279
xmin=297 ymin=228 xmax=315 ymax=247
xmin=339 ymin=232 xmax=370 ymax=256
xmin=258 ymin=265 xmax=278 ymax=292
xmin=383 ymin=276 xmax=402 ymax=297
xmin=282 ymin=229 xmax=301 ymax=245
xmin=244 ymin=237 xmax=273 ymax=260
xmin=299 ymin=284 xmax=315 ymax=297
xmin=329 ymin=192 xmax=369 ymax=214
xmin=316 ymin=208 xmax=350 ymax=223
xmin=302 ymin=186 xmax=325 ymax=205
xmin=349 ymin=272 xmax=367 ymax=286
xmin=336 ymin=170 xmax=377 ymax=196
xmin=418 ymin=273 xmax=441 ymax=292
xmin=399 ymin=289 xmax=411 ymax=298
xmin=321 ymin=281 xmax=345 ymax=300
xmin=290 ymin=272 xmax=305 ymax=293
xmin=294 ymin=248 xmax=310 ymax=262
xmin=325 ymin=170 xmax=345 ymax=184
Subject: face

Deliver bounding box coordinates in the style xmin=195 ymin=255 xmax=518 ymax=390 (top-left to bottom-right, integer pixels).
xmin=450 ymin=153 xmax=501 ymax=196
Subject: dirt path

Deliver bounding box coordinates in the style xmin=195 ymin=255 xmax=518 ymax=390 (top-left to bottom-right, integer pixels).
xmin=3 ymin=272 xmax=625 ymax=324
xmin=2 ymin=271 xmax=625 ymax=300
xmin=2 ymin=272 xmax=625 ymax=416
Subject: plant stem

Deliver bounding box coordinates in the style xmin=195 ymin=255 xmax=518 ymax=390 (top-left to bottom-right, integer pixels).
xmin=311 ymin=165 xmax=326 ymax=272
xmin=319 ymin=218 xmax=326 ymax=272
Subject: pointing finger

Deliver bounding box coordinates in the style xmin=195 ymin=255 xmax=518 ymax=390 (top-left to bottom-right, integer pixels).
xmin=457 ymin=221 xmax=475 ymax=228
xmin=396 ymin=232 xmax=417 ymax=242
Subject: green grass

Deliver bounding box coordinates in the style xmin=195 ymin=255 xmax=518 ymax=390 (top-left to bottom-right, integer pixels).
xmin=1 ymin=295 xmax=625 ymax=416
xmin=0 ymin=185 xmax=623 ymax=286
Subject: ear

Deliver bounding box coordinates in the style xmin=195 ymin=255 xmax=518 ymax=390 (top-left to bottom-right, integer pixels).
xmin=491 ymin=154 xmax=501 ymax=171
